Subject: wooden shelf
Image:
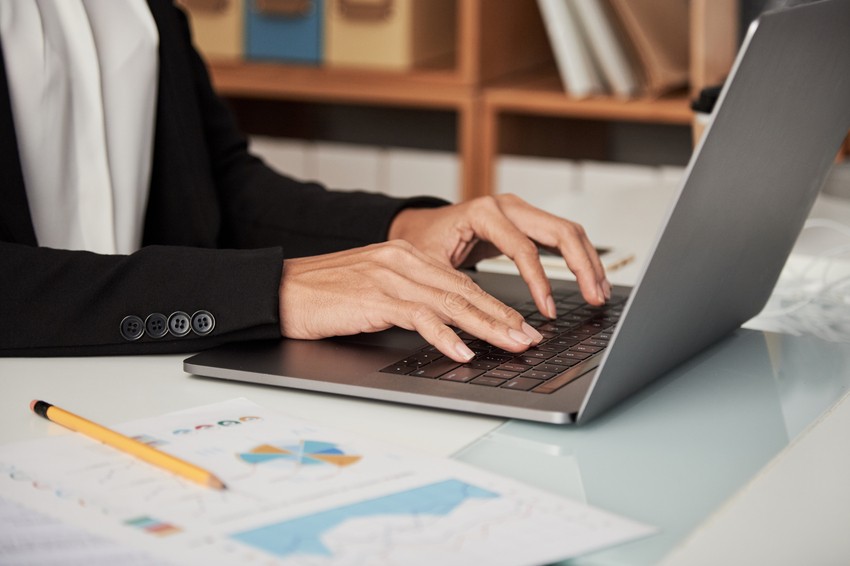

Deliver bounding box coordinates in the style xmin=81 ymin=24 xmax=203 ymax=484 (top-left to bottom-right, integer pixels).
xmin=484 ymin=72 xmax=694 ymax=126
xmin=191 ymin=0 xmax=739 ymax=200
xmin=209 ymin=60 xmax=474 ymax=110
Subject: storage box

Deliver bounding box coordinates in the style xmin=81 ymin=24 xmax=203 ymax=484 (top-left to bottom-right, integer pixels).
xmin=324 ymin=0 xmax=456 ymax=70
xmin=245 ymin=0 xmax=323 ymax=64
xmin=179 ymin=0 xmax=244 ymax=61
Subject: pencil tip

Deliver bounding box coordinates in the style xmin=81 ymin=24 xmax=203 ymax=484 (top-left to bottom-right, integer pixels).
xmin=208 ymin=476 xmax=227 ymax=490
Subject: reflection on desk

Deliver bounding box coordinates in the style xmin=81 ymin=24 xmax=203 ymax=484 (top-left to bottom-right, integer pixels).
xmin=456 ymin=329 xmax=850 ymax=565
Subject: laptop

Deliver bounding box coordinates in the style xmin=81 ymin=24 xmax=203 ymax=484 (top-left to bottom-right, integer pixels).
xmin=185 ymin=0 xmax=850 ymax=424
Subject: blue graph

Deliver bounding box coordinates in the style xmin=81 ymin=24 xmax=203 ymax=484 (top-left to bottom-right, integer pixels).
xmin=231 ymin=479 xmax=499 ymax=558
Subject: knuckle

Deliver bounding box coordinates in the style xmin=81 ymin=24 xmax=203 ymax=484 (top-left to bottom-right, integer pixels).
xmin=434 ymin=325 xmax=460 ymax=344
xmin=563 ymin=221 xmax=587 ymax=239
xmin=456 ymin=273 xmax=482 ymax=295
xmin=470 ymin=195 xmax=499 ymax=213
xmin=375 ymin=240 xmax=414 ymax=261
xmin=497 ymin=192 xmax=521 ymax=205
xmin=409 ymin=303 xmax=436 ymax=326
xmin=442 ymin=291 xmax=473 ymax=316
xmin=513 ymin=239 xmax=539 ymax=260
xmin=498 ymin=302 xmax=525 ymax=324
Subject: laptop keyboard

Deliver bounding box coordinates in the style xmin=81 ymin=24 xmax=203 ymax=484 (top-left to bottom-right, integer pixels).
xmin=380 ymin=291 xmax=626 ymax=394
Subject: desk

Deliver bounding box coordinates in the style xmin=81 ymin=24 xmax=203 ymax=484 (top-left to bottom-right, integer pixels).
xmin=3 ymin=329 xmax=849 ymax=565
xmin=0 ymin=355 xmax=501 ymax=458
xmin=457 ymin=329 xmax=850 ymax=565
xmin=4 ymin=177 xmax=850 ymax=564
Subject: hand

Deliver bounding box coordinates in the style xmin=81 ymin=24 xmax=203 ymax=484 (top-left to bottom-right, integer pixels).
xmin=279 ymin=241 xmax=543 ymax=362
xmin=388 ymin=194 xmax=611 ymax=318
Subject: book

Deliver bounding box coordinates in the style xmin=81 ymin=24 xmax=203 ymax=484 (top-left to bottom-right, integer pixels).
xmin=569 ymin=0 xmax=640 ymax=98
xmin=536 ymin=0 xmax=603 ymax=98
xmin=608 ymin=0 xmax=690 ymax=97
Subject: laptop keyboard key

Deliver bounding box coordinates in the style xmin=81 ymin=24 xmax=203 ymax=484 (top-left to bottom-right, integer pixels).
xmin=441 ymin=368 xmax=485 ymax=382
xmin=485 ymin=369 xmax=521 ymax=379
xmin=471 ymin=376 xmax=507 ymax=387
xmin=572 ymin=344 xmax=603 ymax=354
xmin=380 ymin=363 xmax=412 ymax=375
xmin=413 ymin=358 xmax=461 ymax=378
xmin=502 ymin=377 xmax=544 ymax=391
xmin=501 ymin=362 xmax=533 ymax=372
xmin=522 ymin=370 xmax=557 ymax=381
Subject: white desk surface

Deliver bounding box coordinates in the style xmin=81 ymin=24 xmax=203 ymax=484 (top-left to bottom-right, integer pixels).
xmin=662 ymin=389 xmax=850 ymax=566
xmin=0 ymin=355 xmax=502 ymax=458
xmin=3 ymin=331 xmax=848 ymax=565
xmin=4 ymin=164 xmax=850 ymax=564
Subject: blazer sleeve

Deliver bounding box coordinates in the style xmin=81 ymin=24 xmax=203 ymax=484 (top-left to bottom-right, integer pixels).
xmin=0 ymin=242 xmax=284 ymax=356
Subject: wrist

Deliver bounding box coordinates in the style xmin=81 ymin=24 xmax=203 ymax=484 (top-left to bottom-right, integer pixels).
xmin=387 ymin=207 xmax=419 ymax=241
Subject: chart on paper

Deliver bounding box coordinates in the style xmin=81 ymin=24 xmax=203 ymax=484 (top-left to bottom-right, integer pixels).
xmin=0 ymin=398 xmax=655 ymax=565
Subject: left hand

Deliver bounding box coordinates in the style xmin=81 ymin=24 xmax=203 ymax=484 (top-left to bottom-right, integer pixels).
xmin=388 ymin=194 xmax=611 ymax=318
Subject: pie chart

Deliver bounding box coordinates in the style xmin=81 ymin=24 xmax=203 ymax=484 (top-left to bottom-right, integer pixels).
xmin=238 ymin=440 xmax=362 ymax=467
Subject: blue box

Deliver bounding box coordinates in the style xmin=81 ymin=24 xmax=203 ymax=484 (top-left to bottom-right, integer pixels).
xmin=245 ymin=0 xmax=323 ymax=64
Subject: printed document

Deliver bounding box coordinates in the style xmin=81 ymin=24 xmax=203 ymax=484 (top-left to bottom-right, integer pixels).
xmin=0 ymin=398 xmax=655 ymax=565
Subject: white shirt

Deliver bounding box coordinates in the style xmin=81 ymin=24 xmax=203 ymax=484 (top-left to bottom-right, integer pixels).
xmin=0 ymin=0 xmax=158 ymax=254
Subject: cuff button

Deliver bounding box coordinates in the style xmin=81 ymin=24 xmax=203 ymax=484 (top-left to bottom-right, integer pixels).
xmin=167 ymin=311 xmax=191 ymax=337
xmin=145 ymin=313 xmax=168 ymax=339
xmin=120 ymin=315 xmax=145 ymax=341
xmin=191 ymin=310 xmax=215 ymax=336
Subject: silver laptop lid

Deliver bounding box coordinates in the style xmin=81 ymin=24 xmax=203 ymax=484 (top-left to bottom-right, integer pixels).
xmin=578 ymin=0 xmax=850 ymax=422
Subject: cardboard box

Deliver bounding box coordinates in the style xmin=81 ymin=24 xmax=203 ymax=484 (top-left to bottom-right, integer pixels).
xmin=179 ymin=0 xmax=244 ymax=61
xmin=245 ymin=0 xmax=323 ymax=64
xmin=324 ymin=0 xmax=456 ymax=70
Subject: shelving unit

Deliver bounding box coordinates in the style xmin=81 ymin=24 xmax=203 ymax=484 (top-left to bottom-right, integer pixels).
xmin=201 ymin=0 xmax=740 ymax=200
xmin=208 ymin=61 xmax=481 ymax=195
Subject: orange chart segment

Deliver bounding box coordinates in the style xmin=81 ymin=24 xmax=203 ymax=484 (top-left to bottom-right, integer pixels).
xmin=310 ymin=454 xmax=361 ymax=467
xmin=238 ymin=441 xmax=362 ymax=467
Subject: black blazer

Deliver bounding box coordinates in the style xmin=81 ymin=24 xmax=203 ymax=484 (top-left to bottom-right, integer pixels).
xmin=0 ymin=0 xmax=443 ymax=356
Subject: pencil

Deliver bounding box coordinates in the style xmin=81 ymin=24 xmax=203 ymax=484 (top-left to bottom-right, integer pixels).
xmin=30 ymin=400 xmax=226 ymax=490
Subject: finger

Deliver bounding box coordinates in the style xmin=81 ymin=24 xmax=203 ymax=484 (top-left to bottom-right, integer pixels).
xmin=390 ymin=272 xmax=543 ymax=355
xmin=556 ymin=223 xmax=608 ymax=305
xmin=461 ymin=198 xmax=556 ymax=318
xmin=387 ymin=240 xmax=543 ymax=343
xmin=496 ymin=196 xmax=610 ymax=305
xmin=349 ymin=243 xmax=542 ymax=352
xmin=392 ymin=300 xmax=477 ymax=363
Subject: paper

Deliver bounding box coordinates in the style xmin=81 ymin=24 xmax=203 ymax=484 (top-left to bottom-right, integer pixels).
xmin=0 ymin=398 xmax=655 ymax=565
xmin=0 ymin=495 xmax=167 ymax=565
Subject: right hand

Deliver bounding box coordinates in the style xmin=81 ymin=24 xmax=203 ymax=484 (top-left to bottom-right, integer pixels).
xmin=279 ymin=240 xmax=543 ymax=362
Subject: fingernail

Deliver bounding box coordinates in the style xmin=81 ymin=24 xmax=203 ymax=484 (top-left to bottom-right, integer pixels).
xmin=522 ymin=322 xmax=543 ymax=343
xmin=455 ymin=342 xmax=475 ymax=362
xmin=597 ymin=285 xmax=606 ymax=304
xmin=603 ymin=279 xmax=612 ymax=300
xmin=546 ymin=295 xmax=557 ymax=319
xmin=508 ymin=328 xmax=533 ymax=346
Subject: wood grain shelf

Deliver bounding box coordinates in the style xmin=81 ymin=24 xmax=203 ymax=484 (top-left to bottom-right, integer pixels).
xmin=484 ymin=72 xmax=693 ymax=126
xmin=209 ymin=61 xmax=474 ymax=109
xmin=192 ymin=0 xmax=740 ymax=200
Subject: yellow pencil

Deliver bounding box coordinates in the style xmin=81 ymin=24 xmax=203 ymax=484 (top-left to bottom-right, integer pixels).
xmin=30 ymin=400 xmax=226 ymax=490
